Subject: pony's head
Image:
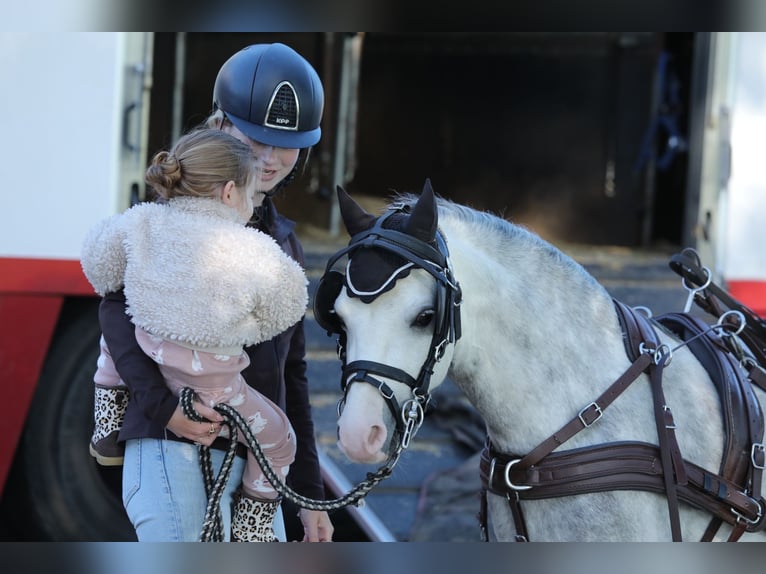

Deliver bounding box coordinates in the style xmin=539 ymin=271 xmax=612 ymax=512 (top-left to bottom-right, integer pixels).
xmin=314 ymin=180 xmax=462 ymax=464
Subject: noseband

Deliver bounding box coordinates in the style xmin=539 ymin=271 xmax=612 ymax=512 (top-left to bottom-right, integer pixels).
xmin=315 ymin=204 xmax=462 ymax=458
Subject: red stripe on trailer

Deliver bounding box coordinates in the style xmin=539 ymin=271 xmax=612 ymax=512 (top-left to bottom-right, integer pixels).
xmin=0 ymin=257 xmax=96 ymax=491
xmin=0 ymin=295 xmax=63 ymax=493
xmin=0 ymin=257 xmax=94 ymax=296
xmin=727 ymin=280 xmax=766 ymax=317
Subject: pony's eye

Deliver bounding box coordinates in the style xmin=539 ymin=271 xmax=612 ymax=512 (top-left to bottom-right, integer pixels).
xmin=412 ymin=310 xmax=435 ymax=328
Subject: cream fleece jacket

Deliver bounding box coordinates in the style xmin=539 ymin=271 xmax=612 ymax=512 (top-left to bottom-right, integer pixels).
xmin=81 ymin=196 xmax=308 ymax=350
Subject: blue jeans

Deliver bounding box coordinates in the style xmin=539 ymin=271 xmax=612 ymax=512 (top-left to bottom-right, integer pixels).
xmin=122 ymin=438 xmax=286 ymax=541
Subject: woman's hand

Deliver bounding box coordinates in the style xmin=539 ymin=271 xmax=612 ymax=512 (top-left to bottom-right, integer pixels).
xmin=166 ymin=402 xmax=225 ymax=446
xmin=299 ymin=509 xmax=334 ymax=542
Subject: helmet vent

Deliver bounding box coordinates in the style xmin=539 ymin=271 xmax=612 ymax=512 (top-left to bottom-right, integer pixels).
xmin=265 ymin=82 xmax=299 ymax=132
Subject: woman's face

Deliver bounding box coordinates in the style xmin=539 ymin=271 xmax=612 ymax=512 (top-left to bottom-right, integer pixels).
xmin=223 ymin=123 xmax=301 ymax=202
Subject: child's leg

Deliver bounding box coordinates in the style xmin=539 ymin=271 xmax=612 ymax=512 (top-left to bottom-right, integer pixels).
xmin=230 ymin=385 xmax=297 ymax=542
xmin=129 ymin=335 xmax=293 ymax=542
xmin=90 ymin=335 xmax=129 ymax=465
xmin=230 ymin=488 xmax=283 ymax=542
xmin=236 ymin=386 xmax=297 ymax=498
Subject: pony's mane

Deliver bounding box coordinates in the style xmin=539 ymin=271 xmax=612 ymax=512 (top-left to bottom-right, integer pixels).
xmin=389 ymin=192 xmax=587 ymax=279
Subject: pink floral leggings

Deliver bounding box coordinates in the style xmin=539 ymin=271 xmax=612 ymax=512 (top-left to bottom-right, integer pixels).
xmin=96 ymin=327 xmax=296 ymax=500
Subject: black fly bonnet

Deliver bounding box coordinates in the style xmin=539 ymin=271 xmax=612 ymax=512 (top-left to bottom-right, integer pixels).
xmin=314 ymin=180 xmax=462 ymax=453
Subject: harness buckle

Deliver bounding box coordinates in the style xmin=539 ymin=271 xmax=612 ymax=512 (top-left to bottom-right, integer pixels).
xmin=752 ymin=443 xmax=765 ymax=470
xmin=434 ymin=339 xmax=448 ymax=361
xmin=578 ymin=402 xmax=603 ymax=428
xmin=731 ymin=499 xmax=763 ymax=527
xmin=376 ymin=380 xmax=395 ymax=401
xmin=503 ymin=459 xmax=532 ymax=491
xmin=663 ymin=405 xmax=677 ymax=429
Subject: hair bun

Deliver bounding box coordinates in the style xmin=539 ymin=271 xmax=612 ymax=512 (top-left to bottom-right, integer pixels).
xmin=146 ymin=150 xmax=182 ymax=198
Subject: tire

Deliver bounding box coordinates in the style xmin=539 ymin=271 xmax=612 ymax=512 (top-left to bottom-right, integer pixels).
xmin=6 ymin=301 xmax=136 ymax=540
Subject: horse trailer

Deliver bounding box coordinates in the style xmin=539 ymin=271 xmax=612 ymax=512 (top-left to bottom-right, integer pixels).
xmin=0 ymin=32 xmax=764 ymax=541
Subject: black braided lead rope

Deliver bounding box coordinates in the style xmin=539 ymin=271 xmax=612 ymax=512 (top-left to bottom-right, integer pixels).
xmin=179 ymin=389 xmax=240 ymax=542
xmin=198 ymin=429 xmax=240 ymax=541
xmin=179 ymin=387 xmax=396 ymax=513
xmin=198 ymin=446 xmax=223 ymax=541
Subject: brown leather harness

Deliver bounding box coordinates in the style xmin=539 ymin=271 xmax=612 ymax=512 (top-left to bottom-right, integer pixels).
xmin=478 ymin=300 xmax=766 ymax=542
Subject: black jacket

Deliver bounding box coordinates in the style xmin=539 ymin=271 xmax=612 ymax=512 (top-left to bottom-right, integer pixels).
xmin=101 ymin=198 xmax=325 ymax=500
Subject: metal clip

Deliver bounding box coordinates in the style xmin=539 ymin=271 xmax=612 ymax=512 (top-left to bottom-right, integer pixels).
xmin=400 ymin=398 xmax=424 ymax=449
xmin=655 ymin=344 xmax=673 ymax=366
xmin=681 ymin=266 xmax=711 ymax=312
xmin=633 ymin=305 xmax=653 ymax=318
xmin=717 ymin=310 xmax=747 ymax=337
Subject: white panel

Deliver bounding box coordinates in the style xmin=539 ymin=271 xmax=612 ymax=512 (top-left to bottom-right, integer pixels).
xmin=0 ymin=32 xmax=124 ymax=260
xmin=725 ymin=32 xmax=766 ymax=280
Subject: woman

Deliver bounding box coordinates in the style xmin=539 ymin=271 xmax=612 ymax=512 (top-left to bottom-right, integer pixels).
xmin=95 ymin=43 xmax=334 ymax=542
xmin=84 ymin=128 xmax=308 ymax=542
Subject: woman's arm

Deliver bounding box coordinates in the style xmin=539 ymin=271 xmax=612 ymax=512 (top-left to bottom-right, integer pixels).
xmin=99 ymin=290 xmax=223 ymax=441
xmin=99 ymin=289 xmax=178 ymax=425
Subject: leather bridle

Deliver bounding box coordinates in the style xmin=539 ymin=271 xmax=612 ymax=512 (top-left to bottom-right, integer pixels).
xmin=314 ymin=205 xmax=462 ymax=457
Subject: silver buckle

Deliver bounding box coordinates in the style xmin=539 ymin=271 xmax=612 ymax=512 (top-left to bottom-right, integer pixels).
xmin=503 ymin=458 xmax=532 ymax=491
xmin=663 ymin=405 xmax=677 ymax=429
xmin=376 ymin=380 xmax=394 ymax=400
xmin=752 ymin=443 xmax=765 ymax=470
xmin=731 ymin=500 xmax=763 ymax=526
xmin=578 ymin=402 xmax=603 ymax=427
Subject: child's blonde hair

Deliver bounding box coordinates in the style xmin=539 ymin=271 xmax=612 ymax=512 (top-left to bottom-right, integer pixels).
xmin=145 ymin=129 xmax=255 ymax=200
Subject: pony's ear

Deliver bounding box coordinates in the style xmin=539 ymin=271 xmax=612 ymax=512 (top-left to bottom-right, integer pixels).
xmin=337 ymin=186 xmax=377 ymax=236
xmin=404 ymin=178 xmax=438 ymax=242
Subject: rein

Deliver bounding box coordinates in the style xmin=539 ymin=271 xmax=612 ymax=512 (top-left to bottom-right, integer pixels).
xmin=670 ymin=248 xmax=766 ymax=393
xmin=179 ymin=387 xmax=397 ymax=541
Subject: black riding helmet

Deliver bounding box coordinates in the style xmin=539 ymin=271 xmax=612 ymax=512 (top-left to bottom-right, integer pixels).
xmin=213 ymin=43 xmax=324 ymax=149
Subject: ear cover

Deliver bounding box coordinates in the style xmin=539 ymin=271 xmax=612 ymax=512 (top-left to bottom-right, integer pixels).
xmin=313 ymin=270 xmax=345 ymax=334
xmin=403 ymin=179 xmax=438 ymax=244
xmin=337 ymin=186 xmax=377 ymax=237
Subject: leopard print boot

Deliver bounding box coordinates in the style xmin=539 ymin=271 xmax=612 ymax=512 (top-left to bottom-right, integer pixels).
xmin=89 ymin=384 xmax=129 ymax=466
xmin=230 ymin=489 xmax=281 ymax=542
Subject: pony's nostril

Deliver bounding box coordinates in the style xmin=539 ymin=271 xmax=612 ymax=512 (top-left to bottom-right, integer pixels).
xmin=367 ymin=424 xmax=387 ymax=453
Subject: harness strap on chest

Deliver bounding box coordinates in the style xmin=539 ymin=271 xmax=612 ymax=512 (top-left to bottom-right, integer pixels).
xmin=480 ymin=441 xmax=765 ymax=530
xmin=618 ymin=300 xmax=688 ymax=540
xmin=478 ymin=300 xmax=765 ymax=542
xmin=517 ymin=352 xmax=652 ymax=470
